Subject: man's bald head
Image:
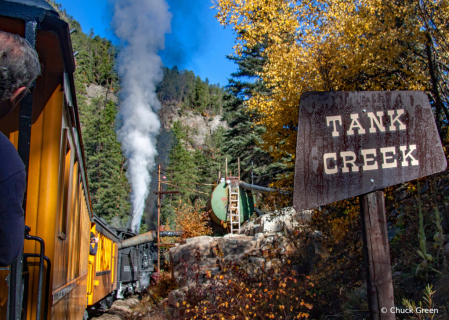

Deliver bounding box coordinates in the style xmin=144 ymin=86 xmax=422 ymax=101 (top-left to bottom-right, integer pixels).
xmin=0 ymin=30 xmax=41 ymax=118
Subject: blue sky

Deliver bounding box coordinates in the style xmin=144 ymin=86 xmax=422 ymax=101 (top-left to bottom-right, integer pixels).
xmin=57 ymin=0 xmax=237 ymax=87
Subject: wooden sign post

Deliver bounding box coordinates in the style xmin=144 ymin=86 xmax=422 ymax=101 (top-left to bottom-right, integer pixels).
xmin=360 ymin=191 xmax=395 ymax=320
xmin=293 ymin=91 xmax=447 ymax=320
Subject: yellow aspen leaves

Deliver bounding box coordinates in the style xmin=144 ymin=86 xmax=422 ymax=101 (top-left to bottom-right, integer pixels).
xmin=213 ymin=0 xmax=447 ymax=172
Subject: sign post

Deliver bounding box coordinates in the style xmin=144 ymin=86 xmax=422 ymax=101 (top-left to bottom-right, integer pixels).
xmin=293 ymin=91 xmax=447 ymax=320
xmin=360 ymin=191 xmax=395 ymax=320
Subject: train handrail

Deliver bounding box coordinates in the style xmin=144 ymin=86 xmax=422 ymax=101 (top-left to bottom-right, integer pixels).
xmin=23 ymin=254 xmax=51 ymax=320
xmin=24 ymin=226 xmax=45 ymax=320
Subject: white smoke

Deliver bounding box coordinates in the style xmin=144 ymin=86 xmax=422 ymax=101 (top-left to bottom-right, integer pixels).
xmin=110 ymin=0 xmax=172 ymax=232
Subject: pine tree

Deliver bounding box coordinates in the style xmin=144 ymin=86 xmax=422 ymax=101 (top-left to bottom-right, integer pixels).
xmin=160 ymin=121 xmax=199 ymax=227
xmin=222 ymin=43 xmax=289 ymax=186
xmin=83 ymin=98 xmax=131 ymax=226
xmin=192 ymin=76 xmax=209 ymax=113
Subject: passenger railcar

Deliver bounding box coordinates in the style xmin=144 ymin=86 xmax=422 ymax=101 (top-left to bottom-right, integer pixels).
xmin=87 ymin=217 xmax=119 ymax=310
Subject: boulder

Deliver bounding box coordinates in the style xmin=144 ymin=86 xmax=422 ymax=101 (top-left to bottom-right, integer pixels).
xmin=168 ymin=229 xmax=320 ymax=287
xmin=171 ymin=236 xmax=214 ymax=266
xmin=107 ymin=298 xmax=139 ymax=316
xmin=170 ymin=233 xmax=279 ymax=286
xmin=215 ymin=237 xmax=257 ymax=259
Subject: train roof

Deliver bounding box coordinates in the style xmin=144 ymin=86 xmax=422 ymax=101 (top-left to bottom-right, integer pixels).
xmin=92 ymin=214 xmax=120 ymax=242
xmin=0 ymin=0 xmax=58 ymax=20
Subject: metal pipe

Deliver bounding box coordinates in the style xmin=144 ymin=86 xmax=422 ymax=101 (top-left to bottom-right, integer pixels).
xmin=251 ymin=161 xmax=253 ymax=185
xmin=159 ymin=231 xmax=184 ymax=237
xmin=239 ymin=181 xmax=290 ymax=195
xmin=118 ymin=231 xmax=184 ymax=249
xmin=254 ymin=207 xmax=263 ymax=216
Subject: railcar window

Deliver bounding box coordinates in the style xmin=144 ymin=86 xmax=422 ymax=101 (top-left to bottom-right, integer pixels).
xmin=96 ymin=235 xmax=102 ymax=271
xmin=58 ymin=129 xmax=73 ymax=240
xmin=69 ymin=161 xmax=80 ymax=279
xmin=75 ymin=170 xmax=83 ymax=276
xmin=96 ymin=235 xmax=111 ymax=272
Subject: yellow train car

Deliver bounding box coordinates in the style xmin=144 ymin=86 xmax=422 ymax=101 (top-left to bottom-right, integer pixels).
xmin=87 ymin=217 xmax=119 ymax=309
xmin=0 ymin=0 xmax=119 ymax=319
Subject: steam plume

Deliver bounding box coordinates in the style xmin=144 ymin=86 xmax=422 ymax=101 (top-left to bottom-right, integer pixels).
xmin=111 ymin=0 xmax=172 ymax=232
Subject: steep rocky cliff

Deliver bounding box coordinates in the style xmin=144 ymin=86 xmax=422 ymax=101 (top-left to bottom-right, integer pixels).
xmin=159 ymin=101 xmax=228 ymax=151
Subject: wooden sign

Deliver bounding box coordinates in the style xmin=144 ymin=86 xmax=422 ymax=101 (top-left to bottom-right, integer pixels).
xmin=293 ymin=91 xmax=447 ymax=212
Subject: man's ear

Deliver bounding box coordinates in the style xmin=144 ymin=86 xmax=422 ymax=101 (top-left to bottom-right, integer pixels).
xmin=10 ymin=87 xmax=27 ymax=108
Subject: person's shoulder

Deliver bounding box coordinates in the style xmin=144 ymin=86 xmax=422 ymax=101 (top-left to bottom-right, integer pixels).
xmin=0 ymin=132 xmax=25 ymax=183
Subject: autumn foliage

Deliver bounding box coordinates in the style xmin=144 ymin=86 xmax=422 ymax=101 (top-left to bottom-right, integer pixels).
xmin=213 ymin=0 xmax=449 ymax=165
xmin=164 ymin=201 xmax=212 ymax=241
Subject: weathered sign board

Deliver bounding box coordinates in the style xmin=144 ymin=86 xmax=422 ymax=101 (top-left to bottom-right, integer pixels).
xmin=293 ymin=91 xmax=447 ymax=212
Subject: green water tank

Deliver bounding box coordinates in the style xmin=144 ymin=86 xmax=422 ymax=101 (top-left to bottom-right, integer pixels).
xmin=206 ymin=181 xmax=256 ymax=225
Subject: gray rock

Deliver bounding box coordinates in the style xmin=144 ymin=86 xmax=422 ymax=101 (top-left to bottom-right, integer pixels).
xmin=253 ymin=233 xmax=265 ymax=241
xmin=209 ymin=116 xmax=227 ymax=132
xmin=185 ymin=236 xmax=214 ymax=244
xmin=92 ymin=314 xmax=123 ymax=320
xmin=158 ymin=102 xmax=228 ymax=151
xmin=107 ymin=297 xmax=140 ymax=316
xmin=86 ymin=84 xmax=118 ymax=105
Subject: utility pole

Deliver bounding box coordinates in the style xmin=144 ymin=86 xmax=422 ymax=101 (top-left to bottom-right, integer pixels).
xmin=238 ymin=157 xmax=240 ymax=180
xmin=225 ymin=157 xmax=228 ymax=179
xmin=251 ymin=161 xmax=254 ymax=185
xmin=154 ymin=164 xmax=179 ymax=274
xmin=157 ymin=164 xmax=161 ymax=272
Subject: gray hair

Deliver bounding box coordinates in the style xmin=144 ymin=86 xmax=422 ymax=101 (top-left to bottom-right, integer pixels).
xmin=0 ymin=30 xmax=41 ymax=101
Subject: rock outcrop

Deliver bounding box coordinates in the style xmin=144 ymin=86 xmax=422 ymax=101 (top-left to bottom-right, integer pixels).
xmin=86 ymin=84 xmax=118 ymax=105
xmin=169 ymin=232 xmax=299 ymax=289
xmin=159 ymin=102 xmax=228 ymax=151
xmin=240 ymin=207 xmax=313 ymax=236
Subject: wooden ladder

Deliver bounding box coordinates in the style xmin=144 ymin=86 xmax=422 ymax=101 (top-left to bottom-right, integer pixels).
xmin=228 ymin=183 xmax=241 ymax=234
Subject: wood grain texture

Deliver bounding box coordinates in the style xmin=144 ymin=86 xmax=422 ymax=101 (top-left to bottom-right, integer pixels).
xmin=360 ymin=191 xmax=395 ymax=320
